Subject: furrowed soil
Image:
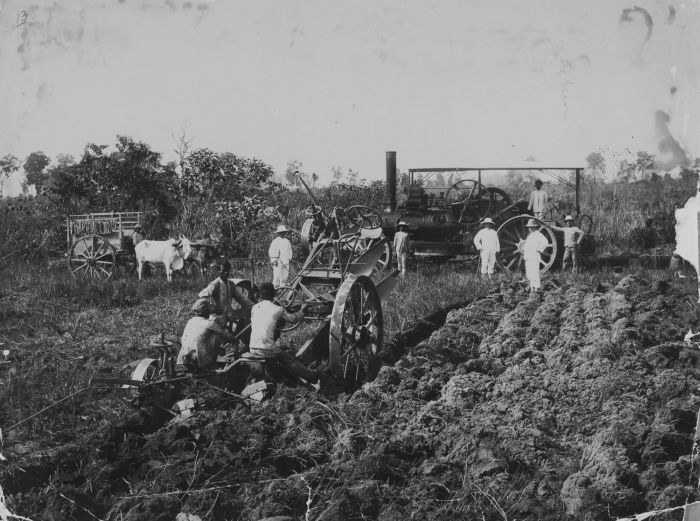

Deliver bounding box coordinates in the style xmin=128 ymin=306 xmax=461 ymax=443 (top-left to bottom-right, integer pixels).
xmin=2 ymin=273 xmax=700 ymax=521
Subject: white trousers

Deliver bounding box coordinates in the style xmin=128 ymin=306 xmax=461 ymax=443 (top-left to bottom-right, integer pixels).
xmin=480 ymin=250 xmax=497 ymax=275
xmin=525 ymin=257 xmax=541 ymax=290
xmin=272 ymin=263 xmax=290 ymax=288
xmin=396 ymin=252 xmax=407 ymax=274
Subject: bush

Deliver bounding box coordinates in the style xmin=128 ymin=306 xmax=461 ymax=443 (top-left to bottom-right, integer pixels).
xmin=0 ymin=196 xmax=64 ymax=262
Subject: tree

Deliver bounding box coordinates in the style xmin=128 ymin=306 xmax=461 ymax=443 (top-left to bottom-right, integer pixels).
xmin=44 ymin=136 xmax=176 ymax=214
xmin=617 ymin=159 xmax=636 ymax=183
xmin=285 ymin=160 xmax=303 ymax=186
xmin=0 ymin=154 xmax=20 ymax=197
xmin=24 ymin=151 xmax=51 ymax=193
xmin=331 ymin=166 xmax=344 ymax=185
xmin=635 ymin=151 xmax=655 ymax=180
xmin=585 ymin=151 xmax=605 ymax=183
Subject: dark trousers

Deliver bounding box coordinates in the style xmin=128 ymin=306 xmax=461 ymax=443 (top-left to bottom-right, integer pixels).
xmin=277 ymin=351 xmax=318 ymax=383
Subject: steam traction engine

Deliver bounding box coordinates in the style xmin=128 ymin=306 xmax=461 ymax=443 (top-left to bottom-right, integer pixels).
xmin=381 ymin=151 xmax=594 ymax=272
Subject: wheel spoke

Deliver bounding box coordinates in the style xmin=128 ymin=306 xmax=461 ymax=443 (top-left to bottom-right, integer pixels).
xmin=71 ymin=261 xmax=89 ymax=274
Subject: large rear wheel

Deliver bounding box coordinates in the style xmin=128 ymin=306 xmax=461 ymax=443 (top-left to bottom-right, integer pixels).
xmin=329 ymin=274 xmax=383 ymax=388
xmin=497 ymin=216 xmax=557 ymax=273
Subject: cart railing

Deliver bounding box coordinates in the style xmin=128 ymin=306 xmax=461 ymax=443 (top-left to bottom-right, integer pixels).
xmin=66 ymin=212 xmax=143 ymax=248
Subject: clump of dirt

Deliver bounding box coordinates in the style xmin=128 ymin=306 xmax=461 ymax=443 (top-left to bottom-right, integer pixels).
xmin=2 ymin=274 xmax=700 ymax=521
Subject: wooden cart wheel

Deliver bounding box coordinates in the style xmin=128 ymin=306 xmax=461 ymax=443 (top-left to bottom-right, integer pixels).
xmin=275 ymin=285 xmax=305 ymax=332
xmin=329 ymin=274 xmax=383 ymax=387
xmin=69 ymin=235 xmax=117 ymax=280
xmin=496 ymin=216 xmax=557 ymax=273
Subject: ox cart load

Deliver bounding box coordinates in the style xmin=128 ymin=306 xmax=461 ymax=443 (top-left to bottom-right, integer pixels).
xmin=66 ymin=211 xmax=143 ymax=280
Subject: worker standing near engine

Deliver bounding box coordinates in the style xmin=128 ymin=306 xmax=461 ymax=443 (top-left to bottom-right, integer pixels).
xmin=521 ymin=219 xmax=549 ymax=293
xmin=269 ymin=224 xmax=294 ymax=288
xmin=393 ymin=221 xmax=410 ymax=277
xmin=528 ymin=179 xmax=548 ymax=219
xmin=249 ymin=282 xmax=320 ymax=389
xmin=473 ymin=218 xmax=500 ymax=278
xmin=551 ymin=215 xmax=584 ymax=271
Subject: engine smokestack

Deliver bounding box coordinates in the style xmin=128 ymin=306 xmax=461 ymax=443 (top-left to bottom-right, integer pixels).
xmin=385 ymin=151 xmax=397 ymax=213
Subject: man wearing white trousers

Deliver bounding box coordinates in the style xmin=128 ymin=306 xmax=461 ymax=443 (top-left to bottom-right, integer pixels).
xmin=269 ymin=224 xmax=293 ymax=288
xmin=473 ymin=218 xmax=500 ymax=278
xmin=393 ymin=221 xmax=410 ymax=276
xmin=520 ymin=218 xmax=549 ymax=292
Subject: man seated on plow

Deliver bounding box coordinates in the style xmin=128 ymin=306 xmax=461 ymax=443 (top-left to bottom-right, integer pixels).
xmin=177 ymin=298 xmax=237 ymax=371
xmin=248 ymin=282 xmax=320 ymax=390
xmin=198 ymin=260 xmax=255 ymax=336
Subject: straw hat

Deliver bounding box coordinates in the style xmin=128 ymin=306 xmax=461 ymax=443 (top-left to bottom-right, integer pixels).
xmin=526 ymin=219 xmax=539 ymax=228
xmin=275 ymin=224 xmax=290 ymax=234
xmin=481 ymin=218 xmax=495 ymax=226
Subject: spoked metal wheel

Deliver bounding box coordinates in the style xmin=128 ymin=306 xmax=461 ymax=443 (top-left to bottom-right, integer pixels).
xmin=126 ymin=357 xmax=179 ymax=414
xmin=486 ymin=187 xmax=513 ymax=207
xmin=275 ymin=285 xmax=305 ymax=332
xmin=329 ymin=274 xmax=383 ymax=387
xmin=345 ymin=206 xmax=383 ymax=230
xmin=69 ymin=234 xmax=117 ymax=280
xmin=496 ymin=216 xmax=557 ymax=273
xmin=354 ymin=237 xmax=393 ymax=277
xmin=446 ymin=180 xmax=492 ymax=223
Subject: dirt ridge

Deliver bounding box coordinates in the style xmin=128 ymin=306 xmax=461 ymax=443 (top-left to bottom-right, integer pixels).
xmin=3 ymin=275 xmax=700 ymax=521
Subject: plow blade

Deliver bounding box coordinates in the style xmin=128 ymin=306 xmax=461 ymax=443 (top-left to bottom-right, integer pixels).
xmin=89 ymin=377 xmax=147 ymax=389
xmin=376 ymin=269 xmax=400 ymax=302
xmin=347 ymin=237 xmax=389 ymax=277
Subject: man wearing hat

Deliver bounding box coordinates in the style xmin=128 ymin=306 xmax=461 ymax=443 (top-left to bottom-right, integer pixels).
xmin=520 ymin=219 xmax=549 ymax=292
xmin=198 ymin=260 xmax=255 ymax=329
xmin=551 ymin=215 xmax=584 ymax=271
xmin=393 ymin=221 xmax=411 ymax=276
xmin=177 ymin=297 xmax=237 ymax=370
xmin=131 ymin=224 xmax=144 ymax=247
xmin=527 ymin=180 xmax=548 ymax=219
xmin=473 ymin=218 xmax=500 ymax=278
xmin=269 ymin=224 xmax=294 ymax=288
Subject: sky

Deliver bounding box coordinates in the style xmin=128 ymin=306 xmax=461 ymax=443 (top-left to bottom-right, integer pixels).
xmin=1 ymin=0 xmax=699 ymax=195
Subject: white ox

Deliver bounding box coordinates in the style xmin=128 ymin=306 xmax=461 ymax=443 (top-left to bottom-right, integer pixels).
xmin=135 ymin=237 xmax=192 ymax=282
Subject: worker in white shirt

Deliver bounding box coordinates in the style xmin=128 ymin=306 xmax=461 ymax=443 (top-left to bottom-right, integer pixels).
xmin=393 ymin=221 xmax=410 ymax=276
xmin=177 ymin=298 xmax=237 ymax=370
xmin=528 ymin=180 xmax=548 ymax=219
xmin=473 ymin=218 xmax=500 ymax=278
xmin=520 ymin=219 xmax=550 ymax=292
xmin=551 ymin=215 xmax=584 ymax=271
xmin=269 ymin=224 xmax=294 ymax=288
xmin=249 ymin=282 xmax=319 ymax=388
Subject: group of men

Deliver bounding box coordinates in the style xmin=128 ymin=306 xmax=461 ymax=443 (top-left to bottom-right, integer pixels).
xmin=176 ymin=259 xmax=320 ymax=388
xmin=473 ymin=179 xmax=585 ymax=291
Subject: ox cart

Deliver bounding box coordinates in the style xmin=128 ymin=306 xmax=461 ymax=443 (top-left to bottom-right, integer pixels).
xmin=89 ymin=201 xmax=399 ymax=419
xmin=66 ymin=211 xmax=143 ymax=280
